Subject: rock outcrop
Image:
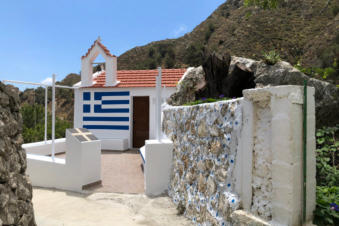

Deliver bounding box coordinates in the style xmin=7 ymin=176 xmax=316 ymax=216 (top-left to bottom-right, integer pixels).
xmin=0 ymin=82 xmax=36 ymax=226
xmin=167 ymin=66 xmax=206 ymax=106
xmin=232 ymin=56 xmax=339 ymax=128
xmin=196 ymin=52 xmax=232 ymax=98
xmin=167 ymin=54 xmax=339 ymax=128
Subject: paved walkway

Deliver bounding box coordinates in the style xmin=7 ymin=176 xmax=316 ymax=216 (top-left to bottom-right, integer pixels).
xmin=33 ymin=188 xmax=192 ymax=226
xmin=57 ymin=149 xmax=145 ymax=194
xmin=85 ymin=149 xmax=145 ymax=194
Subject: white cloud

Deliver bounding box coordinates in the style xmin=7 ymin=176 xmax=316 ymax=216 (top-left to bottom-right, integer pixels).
xmin=173 ymin=25 xmax=188 ymax=37
xmin=41 ymin=77 xmax=53 ymax=86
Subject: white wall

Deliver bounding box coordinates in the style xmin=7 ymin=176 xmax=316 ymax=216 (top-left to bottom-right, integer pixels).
xmin=23 ymin=138 xmax=66 ymax=156
xmin=144 ymin=139 xmax=173 ymax=196
xmin=74 ymin=86 xmax=176 ymax=149
xmin=24 ymin=133 xmax=101 ymax=192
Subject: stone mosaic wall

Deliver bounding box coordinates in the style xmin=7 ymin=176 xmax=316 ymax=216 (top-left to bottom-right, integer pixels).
xmin=163 ymin=99 xmax=242 ymax=225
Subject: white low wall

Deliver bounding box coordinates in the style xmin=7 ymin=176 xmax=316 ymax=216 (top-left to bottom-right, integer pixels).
xmin=22 ymin=138 xmax=66 ymax=155
xmin=101 ymin=138 xmax=128 ymax=151
xmin=144 ymin=139 xmax=173 ymax=196
xmin=26 ymin=154 xmax=79 ymax=191
xmin=24 ymin=133 xmax=101 ymax=192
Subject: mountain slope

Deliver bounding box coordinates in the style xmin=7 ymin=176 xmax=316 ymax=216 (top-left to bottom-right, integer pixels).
xmin=118 ymin=0 xmax=339 ymax=75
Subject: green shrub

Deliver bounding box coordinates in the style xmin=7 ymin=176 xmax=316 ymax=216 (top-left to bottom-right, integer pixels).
xmin=332 ymin=5 xmax=339 ymax=16
xmin=295 ymin=59 xmax=337 ymax=80
xmin=183 ymin=96 xmax=230 ymax=106
xmin=314 ymin=125 xmax=339 ymax=225
xmin=183 ymin=43 xmax=205 ymax=66
xmin=204 ymin=23 xmax=215 ymax=42
xmin=20 ymin=104 xmax=71 ymax=143
xmin=263 ymin=50 xmax=281 ymax=65
xmin=244 ymin=0 xmax=281 ymax=9
xmin=148 ymin=48 xmax=155 ymax=57
xmin=314 ymin=186 xmax=339 ymax=225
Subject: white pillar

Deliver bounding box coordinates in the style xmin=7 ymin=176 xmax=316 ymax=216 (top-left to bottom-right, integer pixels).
xmin=156 ymin=67 xmax=162 ymax=141
xmin=242 ymin=86 xmax=316 ymax=225
xmin=44 ymin=86 xmax=48 ymax=143
xmin=51 ymin=74 xmax=56 ymax=161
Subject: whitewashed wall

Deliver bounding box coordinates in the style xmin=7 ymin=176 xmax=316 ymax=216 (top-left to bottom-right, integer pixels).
xmin=163 ymin=85 xmax=316 ymax=226
xmin=23 ymin=134 xmax=101 ymax=192
xmin=74 ymin=87 xmax=175 ymax=149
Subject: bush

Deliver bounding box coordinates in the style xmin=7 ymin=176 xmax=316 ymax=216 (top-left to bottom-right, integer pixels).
xmin=244 ymin=0 xmax=281 ymax=9
xmin=314 ymin=186 xmax=339 ymax=225
xmin=314 ymin=125 xmax=339 ymax=225
xmin=183 ymin=43 xmax=205 ymax=66
xmin=315 ymin=126 xmax=339 ymax=187
xmin=295 ymin=59 xmax=338 ymax=81
xmin=148 ymin=48 xmax=155 ymax=57
xmin=263 ymin=50 xmax=281 ymax=65
xmin=204 ymin=23 xmax=215 ymax=42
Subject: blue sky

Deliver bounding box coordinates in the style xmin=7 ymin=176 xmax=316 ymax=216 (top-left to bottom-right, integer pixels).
xmin=0 ymin=0 xmax=225 ymax=87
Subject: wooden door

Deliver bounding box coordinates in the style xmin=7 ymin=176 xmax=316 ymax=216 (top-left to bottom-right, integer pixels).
xmin=133 ymin=96 xmax=149 ymax=148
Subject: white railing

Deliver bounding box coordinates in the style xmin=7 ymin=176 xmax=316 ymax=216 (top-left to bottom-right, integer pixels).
xmin=2 ymin=75 xmax=77 ymax=161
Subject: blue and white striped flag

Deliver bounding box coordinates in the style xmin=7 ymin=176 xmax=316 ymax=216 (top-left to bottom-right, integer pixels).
xmin=82 ymin=91 xmax=130 ymax=130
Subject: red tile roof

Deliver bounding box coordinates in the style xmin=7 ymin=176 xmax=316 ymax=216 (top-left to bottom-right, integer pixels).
xmin=82 ymin=39 xmax=116 ymax=59
xmin=88 ymin=69 xmax=186 ymax=88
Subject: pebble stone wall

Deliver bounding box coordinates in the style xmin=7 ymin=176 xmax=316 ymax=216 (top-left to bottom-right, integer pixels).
xmin=163 ymin=99 xmax=243 ymax=225
xmin=0 ymin=83 xmax=36 ymax=225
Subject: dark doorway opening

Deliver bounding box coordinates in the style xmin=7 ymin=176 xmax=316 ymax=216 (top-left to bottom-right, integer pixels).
xmin=133 ymin=96 xmax=149 ymax=148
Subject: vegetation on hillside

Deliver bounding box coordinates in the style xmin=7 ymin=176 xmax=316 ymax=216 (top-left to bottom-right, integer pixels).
xmin=19 ymin=73 xmax=80 ymax=142
xmin=117 ymin=0 xmax=339 ymax=85
xmin=21 ymin=103 xmax=71 ymax=143
xmin=20 ymin=73 xmax=80 ymax=124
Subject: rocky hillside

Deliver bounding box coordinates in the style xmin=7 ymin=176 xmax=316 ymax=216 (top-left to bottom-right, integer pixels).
xmin=118 ymin=0 xmax=339 ymax=82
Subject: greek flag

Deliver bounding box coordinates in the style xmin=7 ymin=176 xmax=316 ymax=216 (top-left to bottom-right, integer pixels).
xmin=82 ymin=91 xmax=130 ymax=130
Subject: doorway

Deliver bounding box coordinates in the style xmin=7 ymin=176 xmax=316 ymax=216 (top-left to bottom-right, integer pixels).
xmin=132 ymin=96 xmax=149 ymax=148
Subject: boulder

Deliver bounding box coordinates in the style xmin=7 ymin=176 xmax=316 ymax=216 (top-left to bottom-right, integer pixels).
xmin=231 ymin=56 xmax=339 ymax=128
xmin=167 ymin=66 xmax=205 ymax=106
xmin=0 ymin=82 xmax=36 ymax=226
xmin=223 ymin=63 xmax=255 ymax=98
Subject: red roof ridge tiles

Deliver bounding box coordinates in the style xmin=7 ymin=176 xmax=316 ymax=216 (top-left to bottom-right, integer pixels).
xmin=84 ymin=68 xmax=187 ymax=88
xmin=81 ymin=38 xmax=116 ymax=59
